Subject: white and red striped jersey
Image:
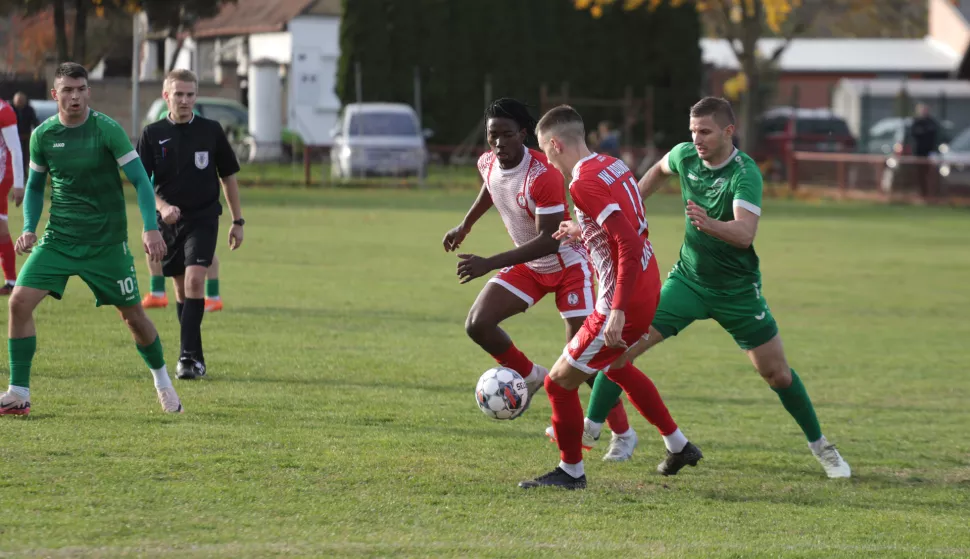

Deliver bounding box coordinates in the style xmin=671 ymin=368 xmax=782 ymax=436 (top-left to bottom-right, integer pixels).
xmin=478 ymin=147 xmax=587 ymax=274
xmin=0 ymin=101 xmax=17 ymax=185
xmin=570 ymin=153 xmax=655 ymax=314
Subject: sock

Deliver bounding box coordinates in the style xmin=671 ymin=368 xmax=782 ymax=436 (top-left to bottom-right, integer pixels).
xmin=150 ymin=366 xmax=172 ymax=389
xmin=605 ymin=362 xmax=678 ymax=436
xmin=545 ymin=375 xmax=584 ymax=465
xmin=808 ymin=436 xmax=829 ymax=454
xmin=179 ymin=298 xmax=205 ymax=362
xmin=584 ymin=417 xmax=604 ymax=440
xmin=662 ymin=428 xmax=688 ymax=453
xmin=559 ymin=460 xmax=585 ymax=478
xmin=605 ymin=400 xmax=631 ymax=436
xmin=771 ymin=369 xmax=823 ymax=442
xmin=176 ymin=301 xmax=184 ymax=324
xmin=149 ymin=275 xmax=166 ymax=297
xmin=136 ymin=335 xmax=166 ymax=369
xmin=492 ymin=343 xmax=534 ymax=378
xmin=8 ymin=336 xmax=36 ymax=390
xmin=0 ymin=237 xmax=16 ymax=283
xmin=8 ymin=385 xmax=29 ymax=399
xmin=587 ymin=372 xmax=624 ymax=423
xmin=205 ymin=279 xmax=220 ymax=300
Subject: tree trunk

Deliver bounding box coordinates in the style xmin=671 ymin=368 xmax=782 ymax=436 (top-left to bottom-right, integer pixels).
xmin=72 ymin=0 xmax=87 ymax=64
xmin=739 ymin=56 xmax=760 ymax=154
xmin=53 ymin=0 xmax=68 ymax=63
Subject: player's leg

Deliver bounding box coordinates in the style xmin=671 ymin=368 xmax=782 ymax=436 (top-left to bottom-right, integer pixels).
xmin=0 ymin=176 xmax=17 ymax=294
xmin=714 ymin=282 xmax=849 ymax=478
xmin=141 ymin=254 xmax=168 ymax=308
xmin=204 ymin=254 xmax=222 ymax=312
xmin=174 ymin=219 xmax=218 ymax=379
xmin=117 ymin=303 xmax=182 ymax=413
xmin=2 ymin=242 xmax=72 ymax=415
xmin=466 ymin=265 xmax=547 ymax=394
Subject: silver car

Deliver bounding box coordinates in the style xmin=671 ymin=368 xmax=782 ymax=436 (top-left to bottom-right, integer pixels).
xmin=932 ymin=127 xmax=970 ymax=191
xmin=330 ymin=103 xmax=431 ymax=179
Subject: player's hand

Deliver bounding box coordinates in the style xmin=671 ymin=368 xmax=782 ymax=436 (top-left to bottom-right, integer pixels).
xmin=553 ymin=220 xmax=582 ymax=244
xmin=10 ymin=188 xmax=24 ymax=208
xmin=14 ymin=232 xmax=36 ymax=255
xmin=143 ymin=229 xmax=166 ymax=262
xmin=456 ymin=253 xmax=493 ymax=284
xmin=603 ymin=309 xmax=628 ymax=349
xmin=159 ymin=203 xmax=180 ymax=225
xmin=443 ymin=224 xmax=469 ymax=252
xmin=686 ymin=200 xmax=711 ymax=232
xmin=228 ymin=224 xmax=244 ymax=251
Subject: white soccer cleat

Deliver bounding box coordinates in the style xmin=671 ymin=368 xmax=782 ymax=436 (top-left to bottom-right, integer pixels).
xmin=544 ymin=423 xmax=599 ymax=451
xmin=811 ymin=436 xmax=850 ymax=478
xmin=0 ymin=390 xmax=30 ymax=416
xmin=156 ymin=386 xmax=184 ymax=413
xmin=602 ymin=429 xmax=638 ymax=462
xmin=525 ymin=364 xmax=548 ymax=398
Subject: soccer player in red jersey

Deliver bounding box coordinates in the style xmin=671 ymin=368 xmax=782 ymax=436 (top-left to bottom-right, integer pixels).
xmin=519 ymin=105 xmax=702 ymax=489
xmin=0 ymin=99 xmax=25 ymax=294
xmin=444 ymin=99 xmax=633 ymax=449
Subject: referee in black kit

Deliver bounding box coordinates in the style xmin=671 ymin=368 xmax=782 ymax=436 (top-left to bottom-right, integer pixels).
xmin=137 ymin=69 xmax=245 ymax=380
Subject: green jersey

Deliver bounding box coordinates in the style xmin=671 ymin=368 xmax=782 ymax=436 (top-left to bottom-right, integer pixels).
xmin=29 ymin=109 xmax=138 ymax=245
xmin=665 ymin=142 xmax=763 ymax=290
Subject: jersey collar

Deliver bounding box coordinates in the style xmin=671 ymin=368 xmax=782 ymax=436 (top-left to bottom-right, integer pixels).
xmin=572 ymin=152 xmax=599 ymax=178
xmin=497 ymin=146 xmax=530 ymax=175
xmin=703 ymin=147 xmax=738 ymax=170
xmin=58 ymin=108 xmax=91 ymax=128
xmin=167 ymin=112 xmax=195 ymax=125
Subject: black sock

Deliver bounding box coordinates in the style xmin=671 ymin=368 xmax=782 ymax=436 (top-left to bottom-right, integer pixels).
xmin=180 ymin=298 xmax=205 ymax=362
xmin=176 ymin=301 xmax=184 ymax=325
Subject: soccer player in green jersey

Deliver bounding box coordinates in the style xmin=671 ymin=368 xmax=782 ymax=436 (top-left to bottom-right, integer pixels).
xmin=0 ymin=62 xmax=183 ymax=416
xmin=630 ymin=97 xmax=849 ymax=478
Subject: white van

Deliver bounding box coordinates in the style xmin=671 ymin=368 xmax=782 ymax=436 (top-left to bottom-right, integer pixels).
xmin=330 ymin=103 xmax=432 ymax=179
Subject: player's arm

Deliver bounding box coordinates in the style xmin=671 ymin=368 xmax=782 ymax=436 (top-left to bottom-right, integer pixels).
xmin=1 ymin=123 xmax=24 ymax=191
xmin=134 ymin=126 xmax=169 ymax=214
xmin=444 ymin=183 xmax=493 ymax=252
xmin=473 ymin=210 xmax=563 ymax=271
xmin=18 ymin=130 xmax=48 ymax=253
xmin=637 ymin=152 xmax=675 ymax=200
xmin=686 ymin=170 xmax=762 ymax=249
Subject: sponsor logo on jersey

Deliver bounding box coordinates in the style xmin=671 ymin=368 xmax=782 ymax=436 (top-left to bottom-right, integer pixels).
xmin=159 ymin=138 xmax=171 ymax=145
xmin=195 ymin=151 xmax=209 ymax=169
xmin=516 ymin=192 xmax=527 ymax=209
xmin=52 ymin=143 xmax=65 ymax=148
xmin=709 ymin=177 xmax=728 ymax=195
xmin=687 ymin=173 xmax=699 ymax=181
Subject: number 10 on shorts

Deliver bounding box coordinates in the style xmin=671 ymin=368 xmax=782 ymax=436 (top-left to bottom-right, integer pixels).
xmin=117 ymin=277 xmax=136 ymax=295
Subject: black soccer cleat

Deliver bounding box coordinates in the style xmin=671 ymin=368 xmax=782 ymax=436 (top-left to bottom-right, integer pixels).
xmin=519 ymin=467 xmax=587 ymax=490
xmin=657 ymin=441 xmax=703 ymax=476
xmin=176 ymin=357 xmax=207 ymax=380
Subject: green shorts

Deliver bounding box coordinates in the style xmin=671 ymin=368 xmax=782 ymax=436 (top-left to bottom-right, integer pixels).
xmin=652 ymin=270 xmax=778 ymax=350
xmin=17 ymin=237 xmax=140 ymax=307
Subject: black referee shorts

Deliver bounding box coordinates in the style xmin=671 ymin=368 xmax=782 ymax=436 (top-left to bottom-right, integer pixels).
xmin=160 ymin=217 xmax=219 ymax=277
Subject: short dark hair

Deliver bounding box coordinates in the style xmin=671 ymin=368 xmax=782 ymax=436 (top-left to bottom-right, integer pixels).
xmin=54 ymin=62 xmax=88 ymax=82
xmin=536 ymin=104 xmax=585 ymax=143
xmin=485 ymin=98 xmax=538 ymax=142
xmin=690 ymin=97 xmax=735 ymax=128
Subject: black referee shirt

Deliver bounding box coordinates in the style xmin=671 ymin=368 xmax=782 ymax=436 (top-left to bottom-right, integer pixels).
xmin=137 ymin=114 xmax=241 ymax=220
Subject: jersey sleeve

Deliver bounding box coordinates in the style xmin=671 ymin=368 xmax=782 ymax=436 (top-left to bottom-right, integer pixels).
xmin=97 ymin=114 xmax=139 ymax=167
xmin=531 ymin=166 xmax=567 ymax=216
xmin=570 ymin=177 xmax=620 ymax=227
xmin=135 ymin=126 xmax=155 ymax=179
xmin=664 ymin=142 xmax=694 ymax=175
xmin=213 ymin=123 xmax=241 ymax=178
xmin=28 ymin=126 xmax=47 ymax=172
xmin=732 ymin=160 xmax=763 ymax=216
xmin=0 ymin=104 xmax=16 ymax=129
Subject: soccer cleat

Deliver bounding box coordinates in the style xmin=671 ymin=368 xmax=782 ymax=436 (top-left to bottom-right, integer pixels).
xmin=204 ymin=298 xmax=223 ymax=312
xmin=0 ymin=284 xmax=13 ymax=296
xmin=0 ymin=390 xmax=30 ymax=416
xmin=811 ymin=437 xmax=851 ymax=479
xmin=516 ymin=364 xmax=547 ymax=416
xmin=657 ymin=441 xmax=703 ymax=476
xmin=603 ymin=429 xmax=638 ymax=462
xmin=545 ymin=423 xmax=599 ymax=451
xmin=142 ymin=293 xmax=169 ymax=308
xmin=519 ymin=467 xmax=586 ymax=490
xmin=156 ymin=386 xmax=184 ymax=413
xmin=176 ymin=357 xmax=207 ymax=380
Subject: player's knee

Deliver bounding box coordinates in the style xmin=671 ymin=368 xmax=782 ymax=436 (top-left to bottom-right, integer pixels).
xmin=464 ymin=313 xmax=493 ymax=342
xmin=759 ymin=365 xmax=791 ymax=389
xmin=8 ymin=293 xmax=33 ymax=321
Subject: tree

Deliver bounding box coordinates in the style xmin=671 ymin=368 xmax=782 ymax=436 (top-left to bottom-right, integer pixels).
xmin=576 ymin=0 xmax=825 ymax=153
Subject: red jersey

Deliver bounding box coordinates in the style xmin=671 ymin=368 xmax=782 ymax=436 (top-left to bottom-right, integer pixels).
xmin=0 ymin=100 xmax=17 ymax=185
xmin=478 ymin=147 xmax=587 ymax=274
xmin=569 ymin=153 xmax=655 ymax=314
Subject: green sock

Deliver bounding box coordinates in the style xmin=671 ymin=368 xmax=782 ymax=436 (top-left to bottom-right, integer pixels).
xmin=136 ymin=335 xmax=166 ymax=370
xmin=150 ymin=275 xmax=166 ymax=295
xmin=586 ymin=372 xmax=624 ymax=424
xmin=205 ymin=279 xmax=220 ymax=299
xmin=771 ymin=369 xmax=822 ymax=442
xmin=9 ymin=336 xmax=37 ymax=389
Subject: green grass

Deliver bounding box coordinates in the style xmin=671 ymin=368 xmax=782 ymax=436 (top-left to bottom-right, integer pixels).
xmin=1 ymin=189 xmax=969 ymax=558
xmin=235 ymin=161 xmax=482 ymax=189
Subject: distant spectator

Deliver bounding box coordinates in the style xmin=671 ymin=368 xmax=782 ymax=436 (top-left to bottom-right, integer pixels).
xmin=909 ymin=103 xmax=940 ymax=197
xmin=596 ymin=120 xmax=621 ymax=158
xmin=11 ymin=92 xmax=37 ymax=172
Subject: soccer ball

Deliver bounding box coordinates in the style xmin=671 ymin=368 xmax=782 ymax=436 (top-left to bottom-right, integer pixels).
xmin=475 ymin=367 xmax=529 ymax=420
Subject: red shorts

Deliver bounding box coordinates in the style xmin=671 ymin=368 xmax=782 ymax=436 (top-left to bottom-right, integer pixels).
xmin=0 ymin=172 xmax=10 ymax=219
xmin=489 ymin=261 xmax=594 ymax=318
xmin=563 ymin=256 xmax=661 ymax=374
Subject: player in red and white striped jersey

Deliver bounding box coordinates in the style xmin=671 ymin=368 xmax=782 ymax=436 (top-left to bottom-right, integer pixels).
xmin=0 ymin=100 xmax=25 ymax=294
xmin=519 ymin=105 xmax=702 ymax=490
xmin=444 ymin=99 xmax=631 ymax=437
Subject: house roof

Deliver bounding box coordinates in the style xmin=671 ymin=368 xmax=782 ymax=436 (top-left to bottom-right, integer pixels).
xmin=836 ymin=78 xmax=970 ymax=98
xmin=191 ymin=0 xmax=339 ymax=38
xmin=700 ymin=37 xmax=961 ymax=73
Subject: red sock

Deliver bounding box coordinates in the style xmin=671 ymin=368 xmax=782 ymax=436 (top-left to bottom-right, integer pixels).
xmin=605 ymin=363 xmax=678 ymax=436
xmin=605 ymin=399 xmax=630 ymax=435
xmin=492 ymin=343 xmax=534 ymax=378
xmin=545 ymin=375 xmax=584 ymax=464
xmin=0 ymin=236 xmax=15 ymax=283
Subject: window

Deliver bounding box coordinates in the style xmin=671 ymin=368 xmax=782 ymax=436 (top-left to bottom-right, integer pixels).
xmin=348 ymin=112 xmax=418 ymax=137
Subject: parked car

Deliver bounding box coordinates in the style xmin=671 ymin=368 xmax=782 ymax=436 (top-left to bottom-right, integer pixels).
xmin=931 ymin=126 xmax=970 ymax=189
xmin=30 ymin=99 xmax=58 ymax=123
xmin=864 ymin=117 xmax=954 ymax=155
xmin=751 ymin=107 xmax=856 ymax=178
xmin=142 ymin=97 xmax=304 ymax=159
xmin=329 ymin=103 xmax=432 ymax=179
